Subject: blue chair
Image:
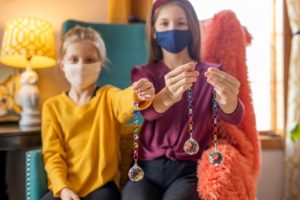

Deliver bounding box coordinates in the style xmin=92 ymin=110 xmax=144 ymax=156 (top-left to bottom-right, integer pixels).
xmin=25 ymin=150 xmax=48 ymax=200
xmin=25 ymin=20 xmax=147 ymax=200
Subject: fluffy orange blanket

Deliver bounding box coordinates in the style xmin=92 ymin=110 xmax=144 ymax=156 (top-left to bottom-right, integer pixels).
xmin=198 ymin=10 xmax=261 ymax=200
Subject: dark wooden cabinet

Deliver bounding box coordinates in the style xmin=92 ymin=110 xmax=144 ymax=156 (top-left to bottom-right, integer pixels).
xmin=0 ymin=123 xmax=41 ymax=200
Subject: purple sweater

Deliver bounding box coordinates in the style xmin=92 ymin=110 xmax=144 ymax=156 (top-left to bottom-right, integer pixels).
xmin=131 ymin=61 xmax=244 ymax=162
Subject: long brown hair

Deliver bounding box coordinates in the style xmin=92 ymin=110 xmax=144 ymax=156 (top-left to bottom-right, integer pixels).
xmin=146 ymin=0 xmax=200 ymax=64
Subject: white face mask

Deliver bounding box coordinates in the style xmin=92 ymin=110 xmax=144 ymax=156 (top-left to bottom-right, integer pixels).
xmin=62 ymin=62 xmax=101 ymax=89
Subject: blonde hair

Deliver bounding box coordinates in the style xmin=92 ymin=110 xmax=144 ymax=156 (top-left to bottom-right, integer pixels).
xmin=60 ymin=25 xmax=107 ymax=68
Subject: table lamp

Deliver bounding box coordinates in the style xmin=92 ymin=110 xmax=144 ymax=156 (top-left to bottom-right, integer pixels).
xmin=0 ymin=18 xmax=56 ymax=127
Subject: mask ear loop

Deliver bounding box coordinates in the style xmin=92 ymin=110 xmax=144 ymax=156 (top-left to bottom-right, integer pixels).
xmin=208 ymin=92 xmax=224 ymax=166
xmin=128 ymin=99 xmax=144 ymax=182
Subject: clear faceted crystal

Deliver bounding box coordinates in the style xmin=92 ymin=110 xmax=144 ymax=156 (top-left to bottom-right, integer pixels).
xmin=128 ymin=164 xmax=144 ymax=181
xmin=208 ymin=150 xmax=224 ymax=166
xmin=183 ymin=137 xmax=199 ymax=155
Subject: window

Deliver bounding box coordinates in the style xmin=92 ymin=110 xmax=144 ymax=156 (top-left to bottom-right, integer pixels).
xmin=190 ymin=0 xmax=284 ymax=133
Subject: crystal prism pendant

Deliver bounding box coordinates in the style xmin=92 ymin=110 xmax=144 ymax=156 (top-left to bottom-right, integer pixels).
xmin=128 ymin=163 xmax=144 ymax=182
xmin=183 ymin=137 xmax=199 ymax=155
xmin=208 ymin=149 xmax=224 ymax=166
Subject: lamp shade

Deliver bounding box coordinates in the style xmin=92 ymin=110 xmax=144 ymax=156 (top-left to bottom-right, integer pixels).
xmin=0 ymin=18 xmax=56 ymax=69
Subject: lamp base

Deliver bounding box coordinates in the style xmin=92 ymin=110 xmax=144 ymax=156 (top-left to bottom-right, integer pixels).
xmin=19 ymin=110 xmax=41 ymax=127
xmin=18 ymin=68 xmax=41 ymax=128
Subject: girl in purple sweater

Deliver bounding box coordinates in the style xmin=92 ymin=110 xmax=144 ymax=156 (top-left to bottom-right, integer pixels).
xmin=122 ymin=0 xmax=244 ymax=199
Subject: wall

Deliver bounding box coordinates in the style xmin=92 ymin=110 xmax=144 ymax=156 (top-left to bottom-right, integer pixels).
xmin=0 ymin=0 xmax=108 ymax=199
xmin=257 ymin=149 xmax=285 ymax=200
xmin=0 ymin=0 xmax=108 ymax=104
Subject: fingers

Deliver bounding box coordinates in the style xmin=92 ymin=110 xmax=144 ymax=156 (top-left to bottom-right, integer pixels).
xmin=133 ymin=78 xmax=155 ymax=101
xmin=71 ymin=194 xmax=80 ymax=200
xmin=205 ymin=67 xmax=240 ymax=96
xmin=176 ymin=83 xmax=193 ymax=97
xmin=166 ymin=61 xmax=197 ymax=78
xmin=135 ymin=80 xmax=153 ymax=93
xmin=205 ymin=67 xmax=240 ymax=88
xmin=60 ymin=188 xmax=80 ymax=200
xmin=137 ymin=87 xmax=155 ymax=101
xmin=207 ymin=75 xmax=239 ymax=96
xmin=133 ymin=78 xmax=154 ymax=94
xmin=167 ymin=70 xmax=199 ymax=86
xmin=213 ymin=87 xmax=230 ymax=105
xmin=162 ymin=62 xmax=199 ymax=101
xmin=70 ymin=190 xmax=80 ymax=200
xmin=205 ymin=67 xmax=240 ymax=110
xmin=133 ymin=78 xmax=148 ymax=90
xmin=171 ymin=76 xmax=197 ymax=92
xmin=165 ymin=63 xmax=199 ymax=91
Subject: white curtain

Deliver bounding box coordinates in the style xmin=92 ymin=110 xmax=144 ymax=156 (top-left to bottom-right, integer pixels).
xmin=284 ymin=0 xmax=300 ymax=199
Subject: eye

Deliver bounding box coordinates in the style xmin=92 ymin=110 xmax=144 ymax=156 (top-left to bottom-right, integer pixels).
xmin=159 ymin=21 xmax=169 ymax=27
xmin=177 ymin=21 xmax=188 ymax=26
xmin=85 ymin=57 xmax=97 ymax=64
xmin=69 ymin=56 xmax=79 ymax=63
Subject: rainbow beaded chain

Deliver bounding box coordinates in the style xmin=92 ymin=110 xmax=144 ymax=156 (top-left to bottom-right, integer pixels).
xmin=128 ymin=101 xmax=144 ymax=181
xmin=183 ymin=88 xmax=200 ymax=155
xmin=208 ymin=92 xmax=224 ymax=166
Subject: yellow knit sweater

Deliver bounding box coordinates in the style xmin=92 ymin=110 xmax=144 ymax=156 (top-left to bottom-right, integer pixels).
xmin=42 ymin=85 xmax=149 ymax=197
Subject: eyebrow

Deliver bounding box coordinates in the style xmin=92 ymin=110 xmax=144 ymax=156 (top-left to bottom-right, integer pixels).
xmin=67 ymin=53 xmax=97 ymax=57
xmin=66 ymin=54 xmax=79 ymax=58
xmin=158 ymin=17 xmax=187 ymax=21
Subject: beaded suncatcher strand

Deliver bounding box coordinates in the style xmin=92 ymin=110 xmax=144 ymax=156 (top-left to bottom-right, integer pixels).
xmin=183 ymin=88 xmax=200 ymax=155
xmin=208 ymin=93 xmax=224 ymax=166
xmin=128 ymin=101 xmax=144 ymax=181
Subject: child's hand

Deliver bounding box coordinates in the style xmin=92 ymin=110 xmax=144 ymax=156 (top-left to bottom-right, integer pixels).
xmin=205 ymin=67 xmax=240 ymax=114
xmin=133 ymin=78 xmax=155 ymax=102
xmin=164 ymin=62 xmax=199 ymax=102
xmin=60 ymin=188 xmax=80 ymax=200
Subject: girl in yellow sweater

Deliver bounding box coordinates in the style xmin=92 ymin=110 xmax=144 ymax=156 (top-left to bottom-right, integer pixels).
xmin=41 ymin=26 xmax=154 ymax=200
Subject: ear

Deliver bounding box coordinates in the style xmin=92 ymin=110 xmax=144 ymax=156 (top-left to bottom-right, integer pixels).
xmin=58 ymin=60 xmax=65 ymax=71
xmin=100 ymin=62 xmax=104 ymax=70
xmin=152 ymin=29 xmax=157 ymax=39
